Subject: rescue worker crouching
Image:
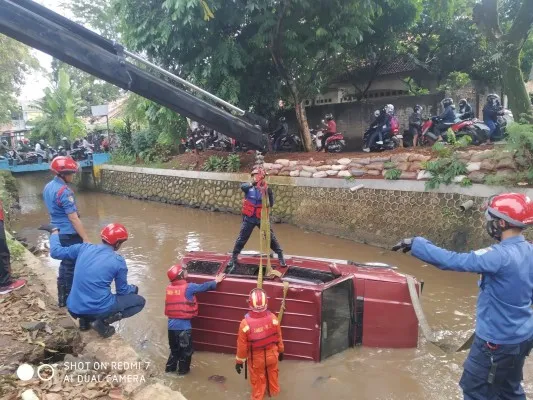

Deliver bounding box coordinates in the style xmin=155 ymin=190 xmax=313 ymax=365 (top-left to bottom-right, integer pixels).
xmin=165 ymin=264 xmax=225 ymax=375
xmin=235 ymin=288 xmax=284 ymax=400
xmin=43 ymin=156 xmax=90 ymax=307
xmin=231 ymin=168 xmax=286 ymax=267
xmin=41 ymin=223 xmax=145 ymax=338
xmin=393 ymin=193 xmax=533 ymax=400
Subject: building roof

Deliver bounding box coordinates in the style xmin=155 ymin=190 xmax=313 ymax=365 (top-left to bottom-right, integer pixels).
xmin=333 ymin=56 xmax=424 ymax=84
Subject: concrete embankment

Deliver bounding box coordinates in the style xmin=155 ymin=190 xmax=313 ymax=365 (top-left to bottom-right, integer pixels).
xmin=97 ymin=164 xmax=533 ymax=252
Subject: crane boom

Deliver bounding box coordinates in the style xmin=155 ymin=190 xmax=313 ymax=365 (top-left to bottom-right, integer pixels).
xmin=0 ymin=0 xmax=268 ymax=151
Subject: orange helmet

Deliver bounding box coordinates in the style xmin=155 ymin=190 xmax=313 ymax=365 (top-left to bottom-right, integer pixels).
xmin=101 ymin=223 xmax=129 ymax=246
xmin=251 ymin=167 xmax=266 ymax=180
xmin=248 ymin=288 xmax=268 ymax=312
xmin=167 ymin=264 xmax=185 ymax=281
xmin=50 ymin=156 xmax=78 ymax=175
xmin=485 ymin=193 xmax=533 ymax=228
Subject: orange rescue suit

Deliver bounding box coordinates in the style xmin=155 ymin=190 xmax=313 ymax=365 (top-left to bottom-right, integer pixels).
xmin=236 ymin=310 xmax=284 ymax=400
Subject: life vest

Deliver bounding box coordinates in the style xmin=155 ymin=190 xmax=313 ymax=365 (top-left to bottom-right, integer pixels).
xmin=164 ymin=280 xmax=199 ymax=319
xmin=241 ymin=186 xmax=263 ymax=218
xmin=244 ymin=310 xmax=280 ymax=349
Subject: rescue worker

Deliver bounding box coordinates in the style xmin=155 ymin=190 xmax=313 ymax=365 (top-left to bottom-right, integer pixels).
xmin=409 ymin=105 xmax=423 ymax=147
xmin=393 ymin=193 xmax=533 ymax=400
xmin=43 ymin=156 xmax=89 ymax=307
xmin=0 ymin=199 xmax=26 ymax=294
xmin=230 ymin=168 xmax=286 ymax=267
xmin=164 ymin=264 xmax=225 ymax=375
xmin=235 ymin=288 xmax=284 ymax=400
xmin=41 ymin=223 xmax=145 ymax=338
xmin=320 ymin=113 xmax=337 ymax=152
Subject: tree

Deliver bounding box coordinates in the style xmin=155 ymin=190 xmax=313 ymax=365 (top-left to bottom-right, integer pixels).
xmin=0 ymin=34 xmax=39 ymax=123
xmin=474 ymin=0 xmax=533 ymax=119
xmin=51 ymin=59 xmax=121 ymax=116
xmin=63 ymin=0 xmax=120 ymax=40
xmin=31 ymin=69 xmax=86 ymax=145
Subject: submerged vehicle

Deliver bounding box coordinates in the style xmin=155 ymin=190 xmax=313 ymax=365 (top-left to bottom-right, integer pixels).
xmin=181 ymin=251 xmax=420 ymax=362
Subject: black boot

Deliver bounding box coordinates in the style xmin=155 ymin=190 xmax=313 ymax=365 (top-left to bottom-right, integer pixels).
xmin=103 ymin=312 xmax=123 ymax=325
xmin=57 ymin=284 xmax=67 ymax=308
xmin=78 ymin=318 xmax=91 ymax=331
xmin=91 ymin=319 xmax=116 ymax=338
xmin=277 ymin=252 xmax=287 ymax=267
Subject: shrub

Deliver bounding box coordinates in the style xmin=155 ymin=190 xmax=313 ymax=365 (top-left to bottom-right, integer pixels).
xmin=384 ymin=168 xmax=402 ymax=180
xmin=109 ymin=150 xmax=136 ymax=166
xmin=203 ymin=156 xmax=226 ymax=172
xmin=225 ymin=154 xmax=241 ymax=172
xmin=425 ymin=158 xmax=468 ymax=189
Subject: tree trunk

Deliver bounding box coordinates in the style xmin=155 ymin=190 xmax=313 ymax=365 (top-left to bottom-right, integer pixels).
xmin=294 ymin=102 xmax=313 ymax=152
xmin=501 ymin=46 xmax=533 ymax=120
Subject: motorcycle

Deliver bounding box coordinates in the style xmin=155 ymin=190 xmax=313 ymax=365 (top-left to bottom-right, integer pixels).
xmin=419 ymin=116 xmax=490 ymax=146
xmin=270 ymin=132 xmax=303 ymax=152
xmin=311 ymin=127 xmax=346 ymax=153
xmin=491 ymin=109 xmax=513 ymax=142
xmin=70 ymin=146 xmax=92 ymax=161
xmin=362 ymin=117 xmax=401 ymax=152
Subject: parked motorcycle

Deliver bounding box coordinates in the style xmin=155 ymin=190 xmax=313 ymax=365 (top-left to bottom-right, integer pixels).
xmin=491 ymin=109 xmax=514 ymax=142
xmin=362 ymin=117 xmax=401 ymax=152
xmin=270 ymin=132 xmax=303 ymax=152
xmin=70 ymin=146 xmax=92 ymax=161
xmin=419 ymin=116 xmax=491 ymax=146
xmin=311 ymin=127 xmax=346 ymax=153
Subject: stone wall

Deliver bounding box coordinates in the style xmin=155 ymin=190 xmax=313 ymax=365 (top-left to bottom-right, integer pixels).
xmin=99 ymin=166 xmax=533 ymax=251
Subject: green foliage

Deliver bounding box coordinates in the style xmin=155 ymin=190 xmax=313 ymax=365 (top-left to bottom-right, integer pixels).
xmin=425 ymin=157 xmax=468 ymax=189
xmin=31 ymin=69 xmax=86 ymax=146
xmin=132 ymin=129 xmax=158 ymax=155
xmin=501 ymin=122 xmax=533 ymax=185
xmin=437 ymin=71 xmax=472 ymax=92
xmin=404 ymin=78 xmax=430 ymax=96
xmin=7 ymin=236 xmax=25 ymax=262
xmin=109 ymin=150 xmax=136 ymax=166
xmin=225 ymin=153 xmax=241 ymax=172
xmin=384 ymin=168 xmax=402 ymax=180
xmin=0 ymin=34 xmax=39 ymax=123
xmin=383 ymin=161 xmax=396 ymax=169
xmin=203 ymin=156 xmax=226 ymax=172
xmin=431 ymin=142 xmax=452 ymax=158
xmin=460 ymin=177 xmax=473 ymax=187
xmin=112 ymin=118 xmax=134 ymax=154
xmin=64 ymin=0 xmax=120 ymax=40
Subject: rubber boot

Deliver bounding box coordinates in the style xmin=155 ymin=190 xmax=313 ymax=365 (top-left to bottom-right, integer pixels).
xmin=103 ymin=312 xmax=123 ymax=325
xmin=57 ymin=284 xmax=67 ymax=308
xmin=277 ymin=252 xmax=287 ymax=267
xmin=91 ymin=319 xmax=116 ymax=338
xmin=78 ymin=318 xmax=91 ymax=331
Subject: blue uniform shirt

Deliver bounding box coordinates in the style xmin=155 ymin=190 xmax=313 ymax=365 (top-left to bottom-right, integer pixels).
xmin=412 ymin=236 xmax=533 ymax=344
xmin=168 ymin=281 xmax=217 ymax=331
xmin=43 ymin=177 xmax=78 ymax=234
xmin=49 ymin=234 xmax=137 ymax=315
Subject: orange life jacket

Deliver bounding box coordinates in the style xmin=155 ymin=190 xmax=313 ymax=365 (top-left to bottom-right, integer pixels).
xmin=164 ymin=280 xmax=199 ymax=319
xmin=242 ymin=199 xmax=262 ymax=218
xmin=245 ymin=310 xmax=279 ymax=349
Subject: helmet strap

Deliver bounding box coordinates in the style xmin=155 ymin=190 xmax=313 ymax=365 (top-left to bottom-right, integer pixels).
xmin=486 ymin=219 xmax=512 ymax=241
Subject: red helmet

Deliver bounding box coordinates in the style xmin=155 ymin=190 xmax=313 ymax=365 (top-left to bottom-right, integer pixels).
xmin=50 ymin=156 xmax=78 ymax=175
xmin=248 ymin=288 xmax=268 ymax=312
xmin=101 ymin=223 xmax=129 ymax=246
xmin=251 ymin=167 xmax=266 ymax=180
xmin=167 ymin=264 xmax=185 ymax=281
xmin=485 ymin=193 xmax=533 ymax=228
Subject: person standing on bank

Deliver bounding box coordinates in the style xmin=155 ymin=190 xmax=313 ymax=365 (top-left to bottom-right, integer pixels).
xmin=0 ymin=199 xmax=26 ymax=294
xmin=41 ymin=223 xmax=145 ymax=338
xmin=230 ymin=168 xmax=286 ymax=267
xmin=393 ymin=193 xmax=533 ymax=400
xmin=43 ymin=156 xmax=90 ymax=307
xmin=164 ymin=264 xmax=225 ymax=375
xmin=235 ymin=288 xmax=284 ymax=400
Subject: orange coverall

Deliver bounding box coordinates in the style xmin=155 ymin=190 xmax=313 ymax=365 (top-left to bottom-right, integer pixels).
xmin=236 ymin=314 xmax=284 ymax=400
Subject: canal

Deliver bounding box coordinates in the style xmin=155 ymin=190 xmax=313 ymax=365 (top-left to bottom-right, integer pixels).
xmin=11 ymin=173 xmax=532 ymax=399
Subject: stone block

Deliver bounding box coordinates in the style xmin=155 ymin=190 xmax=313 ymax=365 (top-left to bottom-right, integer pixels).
xmin=350 ymin=170 xmax=366 ymax=177
xmin=480 ymin=159 xmax=497 ymax=171
xmin=289 ymin=161 xmax=299 ymax=167
xmin=400 ymin=172 xmax=417 ymax=179
xmin=133 ymin=383 xmax=186 ymax=400
xmin=366 ymin=170 xmax=381 ymax=176
xmin=366 ymin=162 xmax=384 ymax=171
xmin=338 ymin=170 xmax=352 ymax=177
xmin=309 ymin=161 xmax=325 ymax=167
xmin=466 ymin=162 xmax=481 ymax=172
xmin=496 ymin=158 xmax=516 ymax=170
xmin=349 ymin=163 xmax=365 ymax=169
xmin=301 ymin=165 xmax=317 ymax=173
xmin=299 ymin=171 xmax=313 ymax=178
xmin=397 ymin=162 xmax=410 ymax=171
xmin=275 ymin=159 xmax=290 ymax=166
xmin=337 ymin=158 xmax=352 ymax=165
xmin=470 ymin=150 xmax=494 ymax=162
xmin=331 ymin=165 xmax=348 ymax=171
xmin=326 ymin=170 xmax=338 ymax=176
xmin=468 ymin=171 xmax=486 ymax=183
xmin=495 ymin=169 xmax=516 ymax=179
xmin=391 ymin=153 xmax=410 ymax=163
xmin=456 ymin=151 xmax=472 ymax=160
xmin=417 ymin=170 xmax=432 ymax=180
xmin=312 ymin=171 xmax=328 ymax=178
xmin=453 ymin=175 xmax=467 ymax=183
xmin=316 ymin=165 xmax=333 ymax=171
xmin=370 ymin=156 xmax=391 ymax=163
xmin=352 ymin=157 xmax=370 ymax=165
xmin=408 ymin=154 xmax=431 ymax=162
xmin=289 ymin=170 xmax=300 ymax=177
xmin=408 ymin=161 xmax=424 ymax=172
xmin=269 ymin=169 xmax=280 ymax=176
xmin=270 ymin=163 xmax=283 ymax=170
xmin=278 ymin=170 xmax=290 ymax=176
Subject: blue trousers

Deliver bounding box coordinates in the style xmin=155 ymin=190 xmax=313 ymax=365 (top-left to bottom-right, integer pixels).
xmin=486 ymin=120 xmax=497 ymax=140
xmin=0 ymin=221 xmax=11 ymax=287
xmin=58 ymin=233 xmax=83 ymax=293
xmin=232 ymin=219 xmax=282 ymax=255
xmin=460 ymin=335 xmax=533 ymax=400
xmin=69 ymin=294 xmax=146 ymax=321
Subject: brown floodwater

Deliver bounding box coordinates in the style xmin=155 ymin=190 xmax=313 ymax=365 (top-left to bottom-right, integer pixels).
xmin=12 ymin=173 xmax=532 ymax=400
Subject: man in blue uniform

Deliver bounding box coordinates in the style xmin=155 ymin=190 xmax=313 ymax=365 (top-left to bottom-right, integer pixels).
xmin=43 ymin=156 xmax=90 ymax=307
xmin=230 ymin=168 xmax=286 ymax=267
xmin=41 ymin=222 xmax=145 ymax=338
xmin=393 ymin=193 xmax=533 ymax=399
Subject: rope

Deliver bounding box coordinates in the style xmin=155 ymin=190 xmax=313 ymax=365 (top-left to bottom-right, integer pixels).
xmin=257 ymin=180 xmax=270 ymax=289
xmin=406 ymin=275 xmax=436 ymax=342
xmin=277 ymin=281 xmax=289 ymax=323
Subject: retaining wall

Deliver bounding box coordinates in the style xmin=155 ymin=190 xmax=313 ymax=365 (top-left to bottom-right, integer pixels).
xmin=99 ymin=165 xmax=533 ymax=251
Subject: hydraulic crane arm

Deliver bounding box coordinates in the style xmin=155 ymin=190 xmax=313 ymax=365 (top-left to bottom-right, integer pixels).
xmin=0 ymin=0 xmax=269 ymax=151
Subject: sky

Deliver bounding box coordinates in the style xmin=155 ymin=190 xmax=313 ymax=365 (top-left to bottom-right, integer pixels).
xmin=19 ymin=0 xmax=71 ymax=102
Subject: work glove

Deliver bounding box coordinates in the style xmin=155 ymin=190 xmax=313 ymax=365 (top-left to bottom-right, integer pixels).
xmin=131 ymin=285 xmax=139 ymax=294
xmin=38 ymin=224 xmax=58 ymax=234
xmin=392 ymin=238 xmax=414 ymax=253
xmin=278 ymin=353 xmax=284 ymax=362
xmin=235 ymin=363 xmax=242 ymax=375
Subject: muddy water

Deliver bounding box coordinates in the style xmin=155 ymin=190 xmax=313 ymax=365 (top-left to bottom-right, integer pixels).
xmin=12 ymin=174 xmax=532 ymax=400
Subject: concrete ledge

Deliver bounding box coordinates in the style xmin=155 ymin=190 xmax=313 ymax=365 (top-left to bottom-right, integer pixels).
xmin=101 ymin=164 xmax=533 ymax=198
